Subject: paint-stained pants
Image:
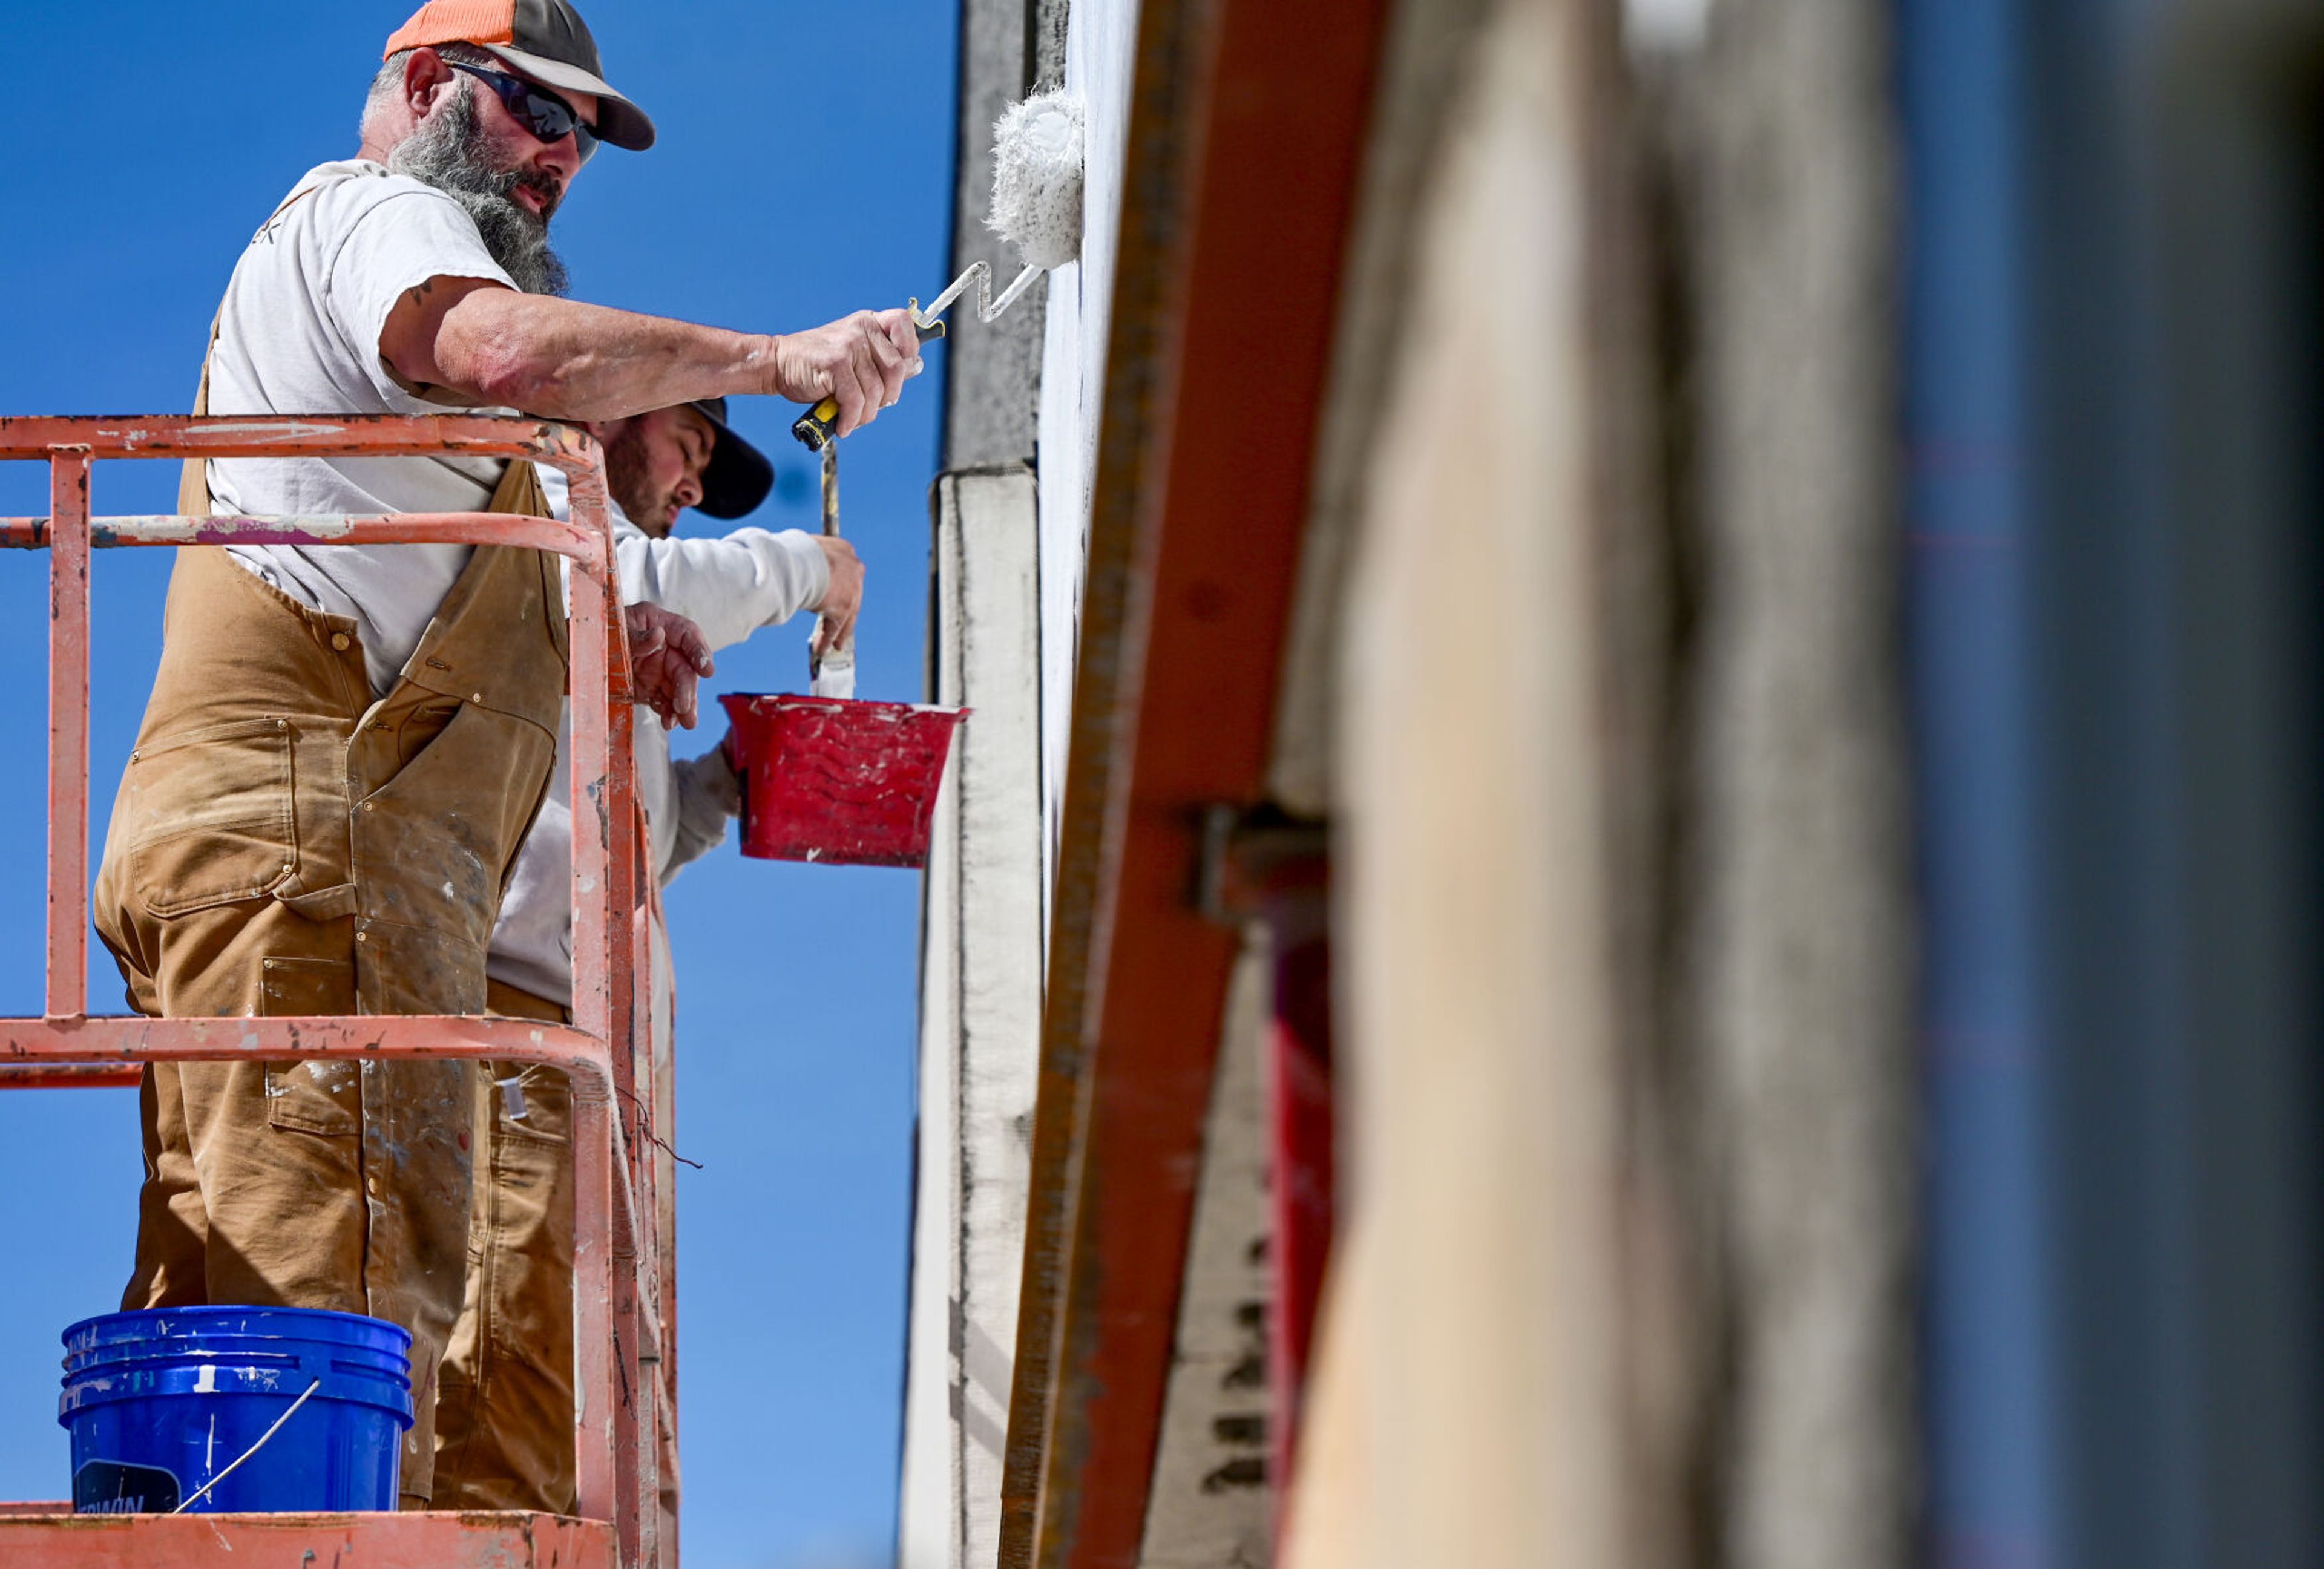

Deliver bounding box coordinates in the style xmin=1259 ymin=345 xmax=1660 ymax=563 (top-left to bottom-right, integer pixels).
xmin=97 ymin=570 xmax=480 ymax=1508
xmin=435 ymin=980 xmax=683 ymax=1538
xmin=434 ymin=982 xmax=579 ymax=1515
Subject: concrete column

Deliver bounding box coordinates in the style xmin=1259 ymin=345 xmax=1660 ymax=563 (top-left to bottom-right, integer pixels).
xmin=901 ymin=469 xmax=1047 ymax=1568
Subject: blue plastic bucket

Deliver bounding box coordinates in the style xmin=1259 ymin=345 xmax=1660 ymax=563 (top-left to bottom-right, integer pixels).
xmin=58 ymin=1307 xmax=412 ymax=1514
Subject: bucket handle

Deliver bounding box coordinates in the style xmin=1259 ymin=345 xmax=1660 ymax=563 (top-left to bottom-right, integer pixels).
xmin=168 ymin=1377 xmax=322 ymax=1515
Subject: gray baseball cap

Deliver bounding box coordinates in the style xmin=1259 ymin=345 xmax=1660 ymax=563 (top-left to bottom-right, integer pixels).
xmin=385 ymin=0 xmax=657 ymax=151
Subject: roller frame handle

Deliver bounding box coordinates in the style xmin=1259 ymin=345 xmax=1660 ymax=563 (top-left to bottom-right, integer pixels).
xmin=790 ymin=314 xmax=948 ymax=451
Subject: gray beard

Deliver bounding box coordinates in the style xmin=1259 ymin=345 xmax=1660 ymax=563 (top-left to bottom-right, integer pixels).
xmin=387 ymin=80 xmax=570 ymax=298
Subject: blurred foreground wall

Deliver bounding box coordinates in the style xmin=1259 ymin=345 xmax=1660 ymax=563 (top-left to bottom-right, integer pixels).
xmin=1282 ymin=0 xmax=1914 ymax=1565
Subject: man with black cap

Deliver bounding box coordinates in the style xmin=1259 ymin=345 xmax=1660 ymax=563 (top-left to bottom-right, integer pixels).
xmin=580 ymin=396 xmax=862 ymax=880
xmin=437 ymin=396 xmax=848 ymax=1514
xmin=91 ymin=0 xmax=921 ymax=1510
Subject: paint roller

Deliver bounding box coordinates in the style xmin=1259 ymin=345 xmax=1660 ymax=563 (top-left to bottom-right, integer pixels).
xmin=790 ymin=91 xmax=1087 ymax=452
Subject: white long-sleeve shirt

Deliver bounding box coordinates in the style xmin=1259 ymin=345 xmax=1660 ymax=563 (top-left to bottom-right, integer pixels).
xmin=484 ymin=466 xmax=830 ymax=1006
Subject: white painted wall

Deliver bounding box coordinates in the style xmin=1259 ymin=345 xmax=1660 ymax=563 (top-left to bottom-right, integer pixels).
xmin=901 ymin=471 xmax=1046 ymax=1569
xmin=1036 ymin=0 xmax=1142 ymax=903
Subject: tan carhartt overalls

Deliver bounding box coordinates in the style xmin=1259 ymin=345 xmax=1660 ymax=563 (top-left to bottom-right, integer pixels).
xmin=91 ymin=315 xmax=569 ymax=1505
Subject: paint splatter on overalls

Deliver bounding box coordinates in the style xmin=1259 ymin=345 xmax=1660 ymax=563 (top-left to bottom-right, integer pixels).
xmin=91 ymin=442 xmax=566 ymax=1507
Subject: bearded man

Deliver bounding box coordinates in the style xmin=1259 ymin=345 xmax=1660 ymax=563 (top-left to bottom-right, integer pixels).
xmin=90 ymin=0 xmax=922 ymax=1509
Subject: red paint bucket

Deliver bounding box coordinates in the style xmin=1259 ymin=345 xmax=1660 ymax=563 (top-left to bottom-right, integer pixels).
xmin=720 ymin=693 xmax=968 ymax=868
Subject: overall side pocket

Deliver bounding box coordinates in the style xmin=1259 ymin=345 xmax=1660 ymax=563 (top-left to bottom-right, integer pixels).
xmin=124 ymin=716 xmax=297 ymax=917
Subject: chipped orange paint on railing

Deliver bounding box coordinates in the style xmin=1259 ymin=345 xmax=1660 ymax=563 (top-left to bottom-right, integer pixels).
xmin=0 ymin=414 xmax=671 ymax=1567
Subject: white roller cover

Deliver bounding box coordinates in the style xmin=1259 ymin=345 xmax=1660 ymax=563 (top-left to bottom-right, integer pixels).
xmin=989 ymin=91 xmax=1086 ymax=272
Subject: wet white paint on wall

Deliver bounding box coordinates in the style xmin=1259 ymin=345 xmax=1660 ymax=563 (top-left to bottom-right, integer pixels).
xmin=901 ymin=471 xmax=1048 ymax=1569
xmin=1036 ymin=0 xmax=1141 ymax=908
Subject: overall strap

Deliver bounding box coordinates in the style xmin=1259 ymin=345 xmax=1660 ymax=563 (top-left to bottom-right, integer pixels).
xmin=484 ymin=451 xmax=550 ymax=517
xmin=177 ymin=310 xmax=224 ymax=520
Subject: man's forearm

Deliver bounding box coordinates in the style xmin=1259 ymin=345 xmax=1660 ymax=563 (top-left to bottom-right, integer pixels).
xmin=616 ymin=528 xmax=830 ymax=651
xmin=383 ymin=278 xmax=924 ymax=437
xmin=432 ymin=289 xmax=777 ymax=421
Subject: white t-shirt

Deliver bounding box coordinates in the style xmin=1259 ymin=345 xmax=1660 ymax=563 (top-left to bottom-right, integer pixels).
xmin=206 ymin=159 xmax=524 ymax=696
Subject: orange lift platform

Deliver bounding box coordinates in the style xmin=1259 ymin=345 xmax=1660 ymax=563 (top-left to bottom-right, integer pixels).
xmin=0 ymin=412 xmax=672 ymax=1567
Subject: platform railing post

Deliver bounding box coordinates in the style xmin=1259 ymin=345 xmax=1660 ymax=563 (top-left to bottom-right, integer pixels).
xmin=566 ymin=453 xmax=625 ymax=1528
xmin=640 ymin=893 xmax=681 ymax=1559
xmin=650 ymin=908 xmax=673 ymax=1553
xmin=609 ymin=693 xmax=655 ymax=1567
xmin=46 ymin=448 xmax=90 ymax=1023
xmin=572 ymin=1092 xmax=620 ymax=1522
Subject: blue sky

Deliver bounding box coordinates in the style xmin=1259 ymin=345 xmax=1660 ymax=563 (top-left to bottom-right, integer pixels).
xmin=0 ymin=3 xmax=958 ymax=1563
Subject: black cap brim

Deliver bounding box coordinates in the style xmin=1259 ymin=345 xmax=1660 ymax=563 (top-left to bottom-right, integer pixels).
xmin=687 ymin=401 xmax=775 ymax=520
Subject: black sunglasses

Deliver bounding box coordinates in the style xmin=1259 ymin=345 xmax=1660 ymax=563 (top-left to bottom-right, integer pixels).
xmin=445 ymin=60 xmax=599 ymax=164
